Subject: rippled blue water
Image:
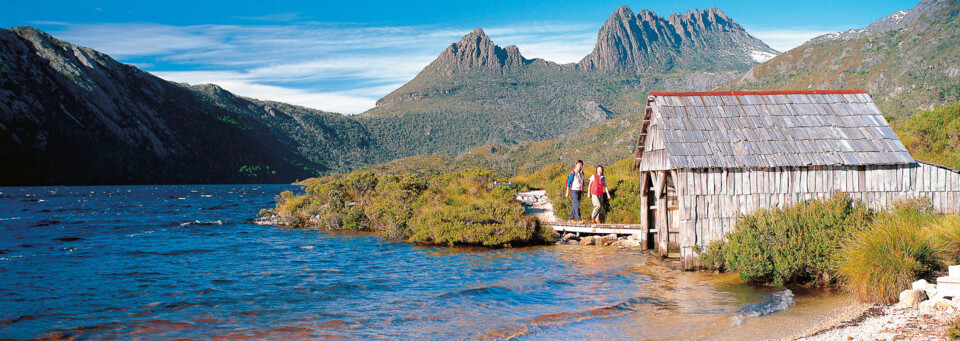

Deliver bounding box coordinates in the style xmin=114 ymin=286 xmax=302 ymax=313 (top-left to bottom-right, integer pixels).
xmin=0 ymin=185 xmax=796 ymax=340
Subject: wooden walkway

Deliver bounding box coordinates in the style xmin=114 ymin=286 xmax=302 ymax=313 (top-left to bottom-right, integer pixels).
xmin=547 ymin=221 xmax=646 ymax=236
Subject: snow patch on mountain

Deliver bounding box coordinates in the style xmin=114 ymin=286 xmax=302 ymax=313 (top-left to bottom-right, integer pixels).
xmin=750 ymin=50 xmax=777 ymax=63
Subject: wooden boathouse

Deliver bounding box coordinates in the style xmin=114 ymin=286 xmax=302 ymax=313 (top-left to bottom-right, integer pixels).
xmin=632 ymin=90 xmax=960 ymax=269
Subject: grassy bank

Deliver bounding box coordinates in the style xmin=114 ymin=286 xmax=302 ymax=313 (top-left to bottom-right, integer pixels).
xmin=512 ymin=158 xmax=642 ymax=223
xmin=701 ymin=195 xmax=960 ymax=304
xmin=261 ymin=168 xmax=555 ymax=248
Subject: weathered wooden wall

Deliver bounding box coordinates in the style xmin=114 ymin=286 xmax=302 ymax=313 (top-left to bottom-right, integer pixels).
xmin=674 ymin=162 xmax=960 ymax=269
xmin=637 ymin=119 xmax=673 ymax=172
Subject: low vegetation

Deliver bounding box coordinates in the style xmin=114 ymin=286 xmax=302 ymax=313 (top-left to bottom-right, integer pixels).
xmin=836 ymin=200 xmax=943 ymax=304
xmin=894 ymin=102 xmax=960 ymax=170
xmin=949 ymin=316 xmax=960 ymax=340
xmin=262 ymin=168 xmax=555 ymax=248
xmin=699 ymin=195 xmax=872 ymax=286
xmin=702 ymin=195 xmax=960 ymax=304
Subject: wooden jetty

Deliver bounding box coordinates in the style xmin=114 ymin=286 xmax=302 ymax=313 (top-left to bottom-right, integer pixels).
xmin=547 ymin=221 xmax=644 ymax=237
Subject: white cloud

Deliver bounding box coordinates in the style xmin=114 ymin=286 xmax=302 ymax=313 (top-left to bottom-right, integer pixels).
xmin=54 ymin=23 xmax=221 ymax=57
xmin=153 ymin=70 xmax=380 ymax=114
xmin=42 ymin=21 xmax=598 ymax=113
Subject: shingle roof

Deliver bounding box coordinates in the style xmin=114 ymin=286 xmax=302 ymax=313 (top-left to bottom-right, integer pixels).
xmin=646 ymin=90 xmax=915 ymax=169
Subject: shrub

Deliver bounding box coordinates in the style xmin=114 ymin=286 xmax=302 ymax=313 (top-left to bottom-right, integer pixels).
xmin=698 ymin=240 xmax=726 ymax=271
xmin=720 ymin=195 xmax=872 ymax=286
xmin=836 ymin=201 xmax=943 ymax=304
xmin=267 ymin=168 xmax=554 ymax=248
xmin=606 ymin=177 xmax=642 ymax=223
xmin=948 ymin=316 xmax=960 ymax=340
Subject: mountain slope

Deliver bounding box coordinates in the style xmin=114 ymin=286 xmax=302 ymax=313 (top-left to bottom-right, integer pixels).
xmin=723 ymin=0 xmax=960 ymax=116
xmin=1 ymin=4 xmax=779 ymax=185
xmin=0 ymin=27 xmax=323 ymax=185
xmin=359 ymin=5 xmax=775 ymax=160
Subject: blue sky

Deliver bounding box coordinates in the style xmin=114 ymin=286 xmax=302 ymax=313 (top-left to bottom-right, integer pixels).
xmin=4 ymin=0 xmax=919 ymax=113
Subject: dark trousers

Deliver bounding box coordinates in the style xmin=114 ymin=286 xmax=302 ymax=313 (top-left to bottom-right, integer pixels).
xmin=568 ymin=190 xmax=582 ymax=221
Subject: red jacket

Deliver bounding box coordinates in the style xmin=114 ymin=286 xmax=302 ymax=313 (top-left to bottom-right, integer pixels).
xmin=588 ymin=174 xmax=606 ymax=196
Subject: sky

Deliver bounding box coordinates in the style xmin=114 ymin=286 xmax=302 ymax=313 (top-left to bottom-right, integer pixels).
xmin=4 ymin=0 xmax=920 ymax=114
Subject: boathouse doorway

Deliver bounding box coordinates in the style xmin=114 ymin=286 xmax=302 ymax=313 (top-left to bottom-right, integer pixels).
xmin=664 ymin=172 xmax=680 ymax=254
xmin=643 ymin=173 xmax=657 ymax=249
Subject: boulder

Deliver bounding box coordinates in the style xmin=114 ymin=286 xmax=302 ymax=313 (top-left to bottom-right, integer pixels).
xmin=899 ymin=289 xmax=912 ymax=303
xmin=919 ymin=299 xmax=953 ymax=311
xmin=579 ymin=236 xmax=595 ymax=246
xmin=925 ymin=285 xmax=938 ymax=300
xmin=912 ymin=279 xmax=932 ymax=291
xmin=899 ymin=289 xmax=927 ymax=307
xmin=566 ymin=240 xmax=579 ymax=245
xmin=599 ymin=235 xmax=617 ymax=246
xmin=562 ymin=233 xmax=577 ymax=241
xmin=628 ymin=234 xmax=641 ymax=241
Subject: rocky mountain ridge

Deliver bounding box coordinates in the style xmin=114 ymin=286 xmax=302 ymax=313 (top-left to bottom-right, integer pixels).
xmin=1 ymin=3 xmax=880 ymax=185
xmin=579 ymin=6 xmax=778 ymax=73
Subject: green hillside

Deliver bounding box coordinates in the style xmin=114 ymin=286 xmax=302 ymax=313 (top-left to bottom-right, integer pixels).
xmin=894 ymin=102 xmax=960 ymax=169
xmin=723 ymin=0 xmax=960 ymax=118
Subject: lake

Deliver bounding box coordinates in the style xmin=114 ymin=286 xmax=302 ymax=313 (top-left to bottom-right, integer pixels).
xmin=0 ymin=185 xmax=839 ymax=339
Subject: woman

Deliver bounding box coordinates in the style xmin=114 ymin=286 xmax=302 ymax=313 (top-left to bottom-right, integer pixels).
xmin=564 ymin=160 xmax=584 ymax=222
xmin=588 ymin=165 xmax=611 ymax=224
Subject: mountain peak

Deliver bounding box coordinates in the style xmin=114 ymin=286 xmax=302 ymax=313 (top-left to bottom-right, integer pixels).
xmin=421 ymin=28 xmax=526 ymax=75
xmin=612 ymin=5 xmax=634 ymax=19
xmin=580 ymin=5 xmax=776 ymax=73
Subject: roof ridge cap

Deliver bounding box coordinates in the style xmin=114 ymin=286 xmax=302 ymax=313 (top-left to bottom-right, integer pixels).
xmin=649 ymin=90 xmax=868 ymax=97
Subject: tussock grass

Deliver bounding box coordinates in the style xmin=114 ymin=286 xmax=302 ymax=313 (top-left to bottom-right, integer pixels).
xmin=836 ymin=200 xmax=943 ymax=304
xmin=933 ymin=214 xmax=960 ymax=264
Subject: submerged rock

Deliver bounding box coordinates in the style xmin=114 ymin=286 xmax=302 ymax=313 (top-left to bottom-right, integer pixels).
xmin=252 ymin=214 xmax=279 ymax=226
xmin=562 ymin=233 xmax=577 ymax=241
xmin=579 ymin=236 xmax=596 ymax=246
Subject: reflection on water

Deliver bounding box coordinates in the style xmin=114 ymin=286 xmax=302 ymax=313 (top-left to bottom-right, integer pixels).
xmin=0 ymin=185 xmax=831 ymax=340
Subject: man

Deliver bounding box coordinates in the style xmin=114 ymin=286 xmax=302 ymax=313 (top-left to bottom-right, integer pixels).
xmin=565 ymin=160 xmax=585 ymax=222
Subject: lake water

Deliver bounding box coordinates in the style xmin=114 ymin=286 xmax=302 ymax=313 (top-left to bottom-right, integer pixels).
xmin=0 ymin=185 xmax=834 ymax=340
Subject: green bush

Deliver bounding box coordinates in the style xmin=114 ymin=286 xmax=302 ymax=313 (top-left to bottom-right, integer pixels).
xmin=698 ymin=240 xmax=726 ymax=271
xmin=719 ymin=195 xmax=872 ymax=286
xmin=836 ymin=201 xmax=944 ymax=304
xmin=265 ymin=168 xmax=553 ymax=247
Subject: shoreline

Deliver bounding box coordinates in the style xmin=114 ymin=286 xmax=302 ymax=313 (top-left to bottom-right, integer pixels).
xmin=791 ymin=302 xmax=958 ymax=340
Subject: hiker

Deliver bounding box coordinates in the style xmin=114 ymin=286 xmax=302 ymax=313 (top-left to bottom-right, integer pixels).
xmin=564 ymin=160 xmax=585 ymax=222
xmin=588 ymin=165 xmax=611 ymax=224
